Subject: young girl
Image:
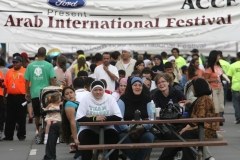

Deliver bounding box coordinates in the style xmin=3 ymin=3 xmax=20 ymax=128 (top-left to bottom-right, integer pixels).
xmin=134 ymin=60 xmax=145 ymax=73
xmin=44 ymin=92 xmax=62 ymax=144
xmin=61 ymin=86 xmax=81 ymax=160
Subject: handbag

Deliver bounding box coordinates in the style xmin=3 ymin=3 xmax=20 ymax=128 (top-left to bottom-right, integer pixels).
xmin=130 ymin=126 xmax=145 ymax=141
xmin=160 ymin=103 xmax=182 ymax=119
xmin=153 ymin=124 xmax=173 ymax=140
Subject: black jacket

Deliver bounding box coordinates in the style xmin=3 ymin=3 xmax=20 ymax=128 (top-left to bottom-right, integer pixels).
xmin=153 ymin=86 xmax=186 ymax=109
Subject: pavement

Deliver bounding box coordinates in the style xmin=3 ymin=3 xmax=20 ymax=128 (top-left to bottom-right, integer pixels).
xmin=0 ymin=101 xmax=240 ymax=160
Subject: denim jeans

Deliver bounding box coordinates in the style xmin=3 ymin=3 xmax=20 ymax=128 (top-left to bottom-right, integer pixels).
xmin=159 ymin=129 xmax=199 ymax=160
xmin=220 ymin=82 xmax=228 ymax=117
xmin=43 ymin=122 xmax=60 ymax=160
xmin=223 ymin=82 xmax=228 ymax=105
xmin=232 ymin=90 xmax=240 ymax=121
xmin=119 ymin=131 xmax=154 ymax=160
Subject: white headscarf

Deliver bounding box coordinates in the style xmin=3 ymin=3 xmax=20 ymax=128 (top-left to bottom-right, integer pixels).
xmin=144 ymin=59 xmax=151 ymax=67
xmin=90 ymin=80 xmax=109 ymax=105
xmin=167 ymin=56 xmax=176 ymax=62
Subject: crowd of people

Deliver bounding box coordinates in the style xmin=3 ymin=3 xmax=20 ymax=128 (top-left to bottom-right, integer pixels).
xmin=0 ymin=46 xmax=239 ymax=160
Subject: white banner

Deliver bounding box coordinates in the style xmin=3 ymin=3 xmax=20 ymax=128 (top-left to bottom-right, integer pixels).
xmin=7 ymin=42 xmax=238 ymax=57
xmin=0 ymin=0 xmax=240 ymax=44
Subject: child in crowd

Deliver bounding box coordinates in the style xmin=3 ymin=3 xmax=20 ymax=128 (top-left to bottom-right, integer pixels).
xmin=100 ymin=79 xmax=112 ymax=94
xmin=180 ymin=65 xmax=187 ymax=87
xmin=116 ymin=70 xmax=126 ymax=90
xmin=77 ymin=70 xmax=88 ymax=79
xmin=141 ymin=68 xmax=156 ymax=91
xmin=134 ymin=60 xmax=145 ymax=73
xmin=118 ymin=70 xmax=126 ymax=80
xmin=142 ymin=77 xmax=152 ymax=90
xmin=164 ymin=62 xmax=174 ymax=73
xmin=131 ymin=70 xmax=141 ymax=77
xmin=84 ymin=77 xmax=95 ymax=91
xmin=164 ymin=62 xmax=182 ymax=83
xmin=88 ymin=64 xmax=96 ymax=79
xmin=168 ymin=72 xmax=184 ymax=93
xmin=167 ymin=56 xmax=183 ymax=82
xmin=44 ymin=92 xmax=62 ymax=144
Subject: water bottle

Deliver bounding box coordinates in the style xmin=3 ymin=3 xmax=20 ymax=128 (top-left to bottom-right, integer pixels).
xmin=150 ymin=100 xmax=156 ymax=120
xmin=168 ymin=99 xmax=174 ymax=112
xmin=134 ymin=110 xmax=141 ymax=121
xmin=168 ymin=99 xmax=173 ymax=105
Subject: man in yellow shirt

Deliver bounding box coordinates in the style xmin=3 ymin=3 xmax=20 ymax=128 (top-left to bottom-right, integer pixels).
xmin=218 ymin=51 xmax=231 ymax=124
xmin=190 ymin=49 xmax=203 ymax=64
xmin=227 ymin=52 xmax=240 ymax=124
xmin=171 ymin=48 xmax=186 ymax=68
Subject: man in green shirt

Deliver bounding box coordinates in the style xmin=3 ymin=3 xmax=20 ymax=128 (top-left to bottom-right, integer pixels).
xmin=219 ymin=51 xmax=230 ymax=74
xmin=219 ymin=51 xmax=230 ymax=101
xmin=171 ymin=48 xmax=186 ymax=68
xmin=24 ymin=47 xmax=56 ymax=135
xmin=227 ymin=52 xmax=240 ymax=124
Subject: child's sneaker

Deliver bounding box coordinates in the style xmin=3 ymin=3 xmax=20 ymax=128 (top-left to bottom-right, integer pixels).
xmin=44 ymin=134 xmax=48 ymax=144
xmin=44 ymin=138 xmax=48 ymax=144
xmin=69 ymin=143 xmax=76 ymax=153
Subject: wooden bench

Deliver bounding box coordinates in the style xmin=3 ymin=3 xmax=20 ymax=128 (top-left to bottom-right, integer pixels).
xmin=79 ymin=141 xmax=227 ymax=150
xmin=78 ymin=117 xmax=227 ymax=160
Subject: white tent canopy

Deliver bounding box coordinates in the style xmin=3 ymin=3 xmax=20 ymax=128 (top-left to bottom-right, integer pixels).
xmin=0 ymin=0 xmax=240 ymax=56
xmin=6 ymin=42 xmax=239 ymax=57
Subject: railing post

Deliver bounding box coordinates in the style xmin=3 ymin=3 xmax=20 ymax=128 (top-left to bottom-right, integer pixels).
xmin=198 ymin=123 xmax=204 ymax=160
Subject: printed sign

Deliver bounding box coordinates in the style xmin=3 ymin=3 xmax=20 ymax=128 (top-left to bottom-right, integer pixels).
xmin=47 ymin=0 xmax=86 ymax=9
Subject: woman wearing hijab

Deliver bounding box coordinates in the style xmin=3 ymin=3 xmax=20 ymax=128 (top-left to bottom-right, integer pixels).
xmin=143 ymin=59 xmax=153 ymax=69
xmin=167 ymin=56 xmax=183 ymax=82
xmin=158 ymin=78 xmax=217 ymax=160
xmin=112 ymin=78 xmax=128 ymax=101
xmin=151 ymin=55 xmax=164 ymax=73
xmin=116 ymin=77 xmax=154 ymax=160
xmin=76 ymin=80 xmax=122 ymax=160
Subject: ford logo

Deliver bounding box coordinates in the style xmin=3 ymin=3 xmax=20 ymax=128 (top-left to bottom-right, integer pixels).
xmin=48 ymin=0 xmax=86 ymax=9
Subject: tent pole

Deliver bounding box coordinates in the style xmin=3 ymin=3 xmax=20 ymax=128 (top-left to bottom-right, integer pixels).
xmin=236 ymin=42 xmax=239 ymax=53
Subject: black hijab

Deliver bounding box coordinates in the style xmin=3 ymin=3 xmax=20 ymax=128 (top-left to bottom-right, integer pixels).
xmin=120 ymin=77 xmax=151 ymax=120
xmin=186 ymin=78 xmax=212 ymax=118
xmin=151 ymin=55 xmax=164 ymax=72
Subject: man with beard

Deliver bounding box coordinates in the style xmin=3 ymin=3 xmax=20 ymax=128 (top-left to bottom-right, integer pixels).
xmin=116 ymin=46 xmax=136 ymax=77
xmin=94 ymin=52 xmax=119 ymax=92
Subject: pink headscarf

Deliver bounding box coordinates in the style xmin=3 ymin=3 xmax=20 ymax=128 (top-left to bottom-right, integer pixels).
xmin=114 ymin=78 xmax=128 ymax=93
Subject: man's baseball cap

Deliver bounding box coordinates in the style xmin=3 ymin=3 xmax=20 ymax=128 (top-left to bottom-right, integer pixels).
xmin=12 ymin=56 xmax=22 ymax=62
xmin=190 ymin=49 xmax=199 ymax=53
xmin=20 ymin=52 xmax=28 ymax=59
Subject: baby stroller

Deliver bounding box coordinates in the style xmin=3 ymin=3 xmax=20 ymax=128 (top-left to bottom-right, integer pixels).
xmin=35 ymin=86 xmax=63 ymax=144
